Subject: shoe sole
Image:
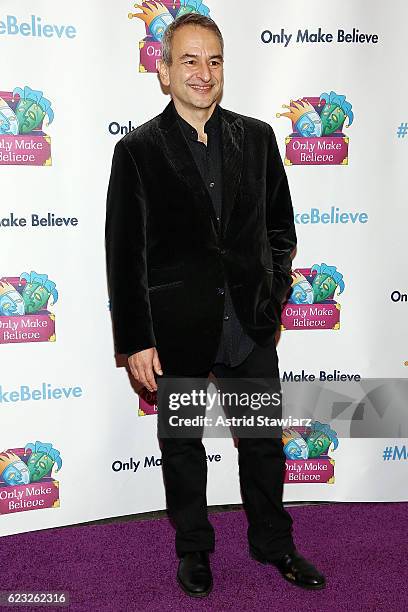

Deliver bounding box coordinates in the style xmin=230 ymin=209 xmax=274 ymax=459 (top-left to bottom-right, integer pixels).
xmin=282 ymin=574 xmax=326 ymax=590
xmin=250 ymin=552 xmax=326 ymax=591
xmin=177 ymin=575 xmax=213 ymax=598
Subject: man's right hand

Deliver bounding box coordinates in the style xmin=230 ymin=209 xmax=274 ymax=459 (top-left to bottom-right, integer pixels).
xmin=128 ymin=347 xmax=163 ymax=392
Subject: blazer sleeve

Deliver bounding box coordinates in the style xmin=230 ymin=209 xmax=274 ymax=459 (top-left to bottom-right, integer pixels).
xmin=105 ymin=139 xmax=156 ymax=355
xmin=265 ymin=125 xmax=297 ymax=305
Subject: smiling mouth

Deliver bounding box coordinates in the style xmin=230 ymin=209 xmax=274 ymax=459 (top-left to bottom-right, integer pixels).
xmin=188 ymin=84 xmax=213 ymax=92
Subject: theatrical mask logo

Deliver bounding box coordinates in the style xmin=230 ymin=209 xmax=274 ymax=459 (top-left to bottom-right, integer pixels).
xmin=0 ymin=86 xmax=54 ymax=166
xmin=283 ymin=422 xmax=338 ymax=484
xmin=0 ymin=271 xmax=58 ymax=344
xmin=281 ymin=263 xmax=345 ymax=331
xmin=276 ymin=91 xmax=354 ymax=165
xmin=0 ymin=442 xmax=62 ymax=515
xmin=128 ymin=0 xmax=211 ymax=73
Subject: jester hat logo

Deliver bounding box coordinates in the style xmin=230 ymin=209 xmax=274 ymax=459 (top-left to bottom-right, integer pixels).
xmin=0 ymin=443 xmax=62 ymax=515
xmin=0 ymin=86 xmax=54 ymax=166
xmin=282 ymin=422 xmax=338 ymax=485
xmin=0 ymin=271 xmax=59 ymax=344
xmin=283 ymin=422 xmax=339 ymax=460
xmin=0 ymin=271 xmax=58 ymax=317
xmin=281 ymin=263 xmax=346 ymax=331
xmin=129 ymin=1 xmax=211 ymax=72
xmin=276 ymin=91 xmax=354 ymax=165
xmin=0 ymin=442 xmax=62 ymax=487
xmin=289 ymin=264 xmax=345 ymax=305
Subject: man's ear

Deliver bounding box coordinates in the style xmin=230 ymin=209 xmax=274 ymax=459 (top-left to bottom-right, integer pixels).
xmin=158 ymin=60 xmax=170 ymax=87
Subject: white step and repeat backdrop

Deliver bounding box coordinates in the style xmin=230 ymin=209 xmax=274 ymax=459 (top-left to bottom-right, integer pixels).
xmin=1 ymin=0 xmax=407 ymax=537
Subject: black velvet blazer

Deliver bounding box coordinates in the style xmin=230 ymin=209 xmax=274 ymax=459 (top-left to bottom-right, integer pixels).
xmin=105 ymin=100 xmax=297 ymax=375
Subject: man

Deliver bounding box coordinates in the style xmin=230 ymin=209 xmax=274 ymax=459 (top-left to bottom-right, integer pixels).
xmin=105 ymin=13 xmax=325 ymax=597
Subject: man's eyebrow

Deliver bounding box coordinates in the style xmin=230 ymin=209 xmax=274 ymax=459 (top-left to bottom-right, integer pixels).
xmin=179 ymin=53 xmax=198 ymax=60
xmin=179 ymin=53 xmax=224 ymax=61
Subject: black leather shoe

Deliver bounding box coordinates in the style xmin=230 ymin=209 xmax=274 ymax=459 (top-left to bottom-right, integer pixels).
xmin=177 ymin=551 xmax=213 ymax=597
xmin=251 ymin=549 xmax=326 ymax=590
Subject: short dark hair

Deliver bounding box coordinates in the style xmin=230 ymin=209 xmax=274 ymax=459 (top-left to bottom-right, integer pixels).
xmin=161 ymin=13 xmax=224 ymax=66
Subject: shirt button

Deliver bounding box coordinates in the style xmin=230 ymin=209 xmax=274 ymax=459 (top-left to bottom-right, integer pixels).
xmin=223 ymin=314 xmax=230 ymax=321
xmin=220 ymin=248 xmax=227 ymax=255
xmin=216 ymin=216 xmax=220 ymax=221
xmin=209 ymin=182 xmax=215 ymax=188
xmin=217 ymin=287 xmax=225 ymax=295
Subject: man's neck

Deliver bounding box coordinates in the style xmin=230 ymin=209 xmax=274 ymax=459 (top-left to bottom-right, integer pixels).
xmin=173 ymin=98 xmax=217 ymax=143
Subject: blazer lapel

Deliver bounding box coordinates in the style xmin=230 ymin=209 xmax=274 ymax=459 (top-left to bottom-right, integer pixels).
xmin=220 ymin=109 xmax=244 ymax=236
xmin=157 ymin=101 xmax=244 ymax=235
xmin=158 ymin=101 xmax=219 ymax=229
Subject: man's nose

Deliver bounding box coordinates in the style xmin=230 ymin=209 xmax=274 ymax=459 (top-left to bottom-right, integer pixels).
xmin=196 ymin=61 xmax=211 ymax=82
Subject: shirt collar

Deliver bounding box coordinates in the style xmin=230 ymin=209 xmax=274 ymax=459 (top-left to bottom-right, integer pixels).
xmin=176 ymin=102 xmax=220 ymax=142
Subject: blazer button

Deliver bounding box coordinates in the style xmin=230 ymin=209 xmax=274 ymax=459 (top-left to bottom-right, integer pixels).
xmin=220 ymin=248 xmax=227 ymax=255
xmin=223 ymin=314 xmax=230 ymax=321
xmin=216 ymin=287 xmax=225 ymax=295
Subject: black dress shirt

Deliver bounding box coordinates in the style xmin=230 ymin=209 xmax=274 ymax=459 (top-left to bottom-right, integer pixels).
xmin=177 ymin=104 xmax=255 ymax=367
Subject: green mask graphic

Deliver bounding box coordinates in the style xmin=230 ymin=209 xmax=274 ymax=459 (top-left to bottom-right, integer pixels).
xmin=24 ymin=441 xmax=62 ymax=482
xmin=310 ymin=263 xmax=345 ymax=303
xmin=15 ymin=99 xmax=45 ymax=134
xmin=319 ymin=91 xmax=354 ymax=136
xmin=305 ymin=422 xmax=338 ymax=458
xmin=320 ymin=103 xmax=346 ymax=135
xmin=19 ymin=271 xmax=58 ymax=314
xmin=12 ymin=86 xmax=54 ymax=135
xmin=27 ymin=452 xmax=54 ymax=482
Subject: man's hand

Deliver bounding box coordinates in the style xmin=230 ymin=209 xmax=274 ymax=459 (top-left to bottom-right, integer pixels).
xmin=128 ymin=347 xmax=163 ymax=392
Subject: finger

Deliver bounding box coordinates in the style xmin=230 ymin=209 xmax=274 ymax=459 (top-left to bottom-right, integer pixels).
xmin=128 ymin=356 xmax=138 ymax=377
xmin=153 ymin=352 xmax=163 ymax=375
xmin=143 ymin=362 xmax=157 ymax=392
xmin=136 ymin=360 xmax=152 ymax=390
xmin=137 ymin=369 xmax=150 ymax=391
xmin=129 ymin=361 xmax=140 ymax=382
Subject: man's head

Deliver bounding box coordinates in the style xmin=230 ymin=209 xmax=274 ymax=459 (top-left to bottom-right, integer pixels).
xmin=158 ymin=14 xmax=224 ymax=113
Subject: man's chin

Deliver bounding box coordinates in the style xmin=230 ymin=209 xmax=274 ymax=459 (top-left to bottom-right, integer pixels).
xmin=189 ymin=94 xmax=220 ymax=110
xmin=192 ymin=101 xmax=215 ymax=110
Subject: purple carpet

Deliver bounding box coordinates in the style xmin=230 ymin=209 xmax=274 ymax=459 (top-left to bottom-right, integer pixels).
xmin=1 ymin=503 xmax=407 ymax=612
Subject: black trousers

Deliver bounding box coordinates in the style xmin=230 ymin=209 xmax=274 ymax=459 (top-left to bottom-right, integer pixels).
xmin=160 ymin=341 xmax=295 ymax=559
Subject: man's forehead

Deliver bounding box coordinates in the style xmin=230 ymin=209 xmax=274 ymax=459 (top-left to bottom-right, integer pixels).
xmin=173 ymin=26 xmax=222 ymax=54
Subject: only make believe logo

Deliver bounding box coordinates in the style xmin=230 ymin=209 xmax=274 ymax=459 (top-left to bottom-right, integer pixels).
xmin=281 ymin=263 xmax=345 ymax=331
xmin=0 ymin=442 xmax=62 ymax=515
xmin=128 ymin=1 xmax=211 ymax=73
xmin=138 ymin=388 xmax=157 ymax=416
xmin=283 ymin=422 xmax=338 ymax=484
xmin=276 ymin=91 xmax=354 ymax=165
xmin=0 ymin=271 xmax=58 ymax=344
xmin=0 ymin=14 xmax=76 ymax=39
xmin=0 ymin=86 xmax=54 ymax=166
